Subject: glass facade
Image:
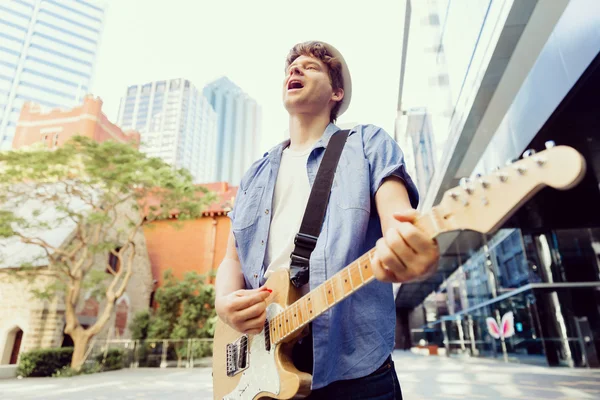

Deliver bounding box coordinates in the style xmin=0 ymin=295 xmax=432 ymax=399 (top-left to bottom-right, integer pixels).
xmin=398 ymin=0 xmax=600 ymax=369
xmin=117 ymin=78 xmax=218 ymax=184
xmin=413 ymin=227 xmax=600 ymax=367
xmin=202 ymin=77 xmax=261 ymax=185
xmin=0 ymin=0 xmax=106 ymax=150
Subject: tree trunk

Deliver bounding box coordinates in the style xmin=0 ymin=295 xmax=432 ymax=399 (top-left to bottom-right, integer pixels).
xmin=70 ymin=329 xmax=92 ymax=371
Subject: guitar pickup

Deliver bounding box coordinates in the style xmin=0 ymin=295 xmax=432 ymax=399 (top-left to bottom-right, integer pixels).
xmin=226 ymin=335 xmax=250 ymax=377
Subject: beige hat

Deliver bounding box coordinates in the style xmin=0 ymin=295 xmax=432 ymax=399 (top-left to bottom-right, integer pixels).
xmin=320 ymin=41 xmax=352 ymax=117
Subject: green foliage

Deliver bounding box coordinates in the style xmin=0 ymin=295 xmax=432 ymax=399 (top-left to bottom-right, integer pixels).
xmin=95 ymin=348 xmax=124 ymax=371
xmin=129 ymin=270 xmax=216 ymax=341
xmin=0 ymin=135 xmax=217 ymax=295
xmin=17 ymin=347 xmax=74 ymax=377
xmin=0 ymin=136 xmax=218 ymax=369
xmin=52 ymin=361 xmax=102 ymax=377
xmin=130 ymin=309 xmax=152 ymax=341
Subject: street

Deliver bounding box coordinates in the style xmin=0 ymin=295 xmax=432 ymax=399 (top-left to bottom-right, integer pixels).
xmin=1 ymin=351 xmax=599 ymax=399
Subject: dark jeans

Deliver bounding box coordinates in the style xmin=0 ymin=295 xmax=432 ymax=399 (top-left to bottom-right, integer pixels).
xmin=292 ymin=334 xmax=403 ymax=400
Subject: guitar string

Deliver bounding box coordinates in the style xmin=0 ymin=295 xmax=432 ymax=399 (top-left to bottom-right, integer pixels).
xmin=230 ymin=251 xmax=376 ymax=356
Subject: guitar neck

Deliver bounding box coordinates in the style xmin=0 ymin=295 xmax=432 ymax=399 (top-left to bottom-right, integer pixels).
xmin=270 ymin=208 xmax=444 ymax=345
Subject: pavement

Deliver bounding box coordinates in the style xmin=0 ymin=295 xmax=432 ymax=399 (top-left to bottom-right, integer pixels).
xmin=1 ymin=351 xmax=599 ymax=399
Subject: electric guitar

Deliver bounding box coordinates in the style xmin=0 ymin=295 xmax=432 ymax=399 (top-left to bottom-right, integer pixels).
xmin=212 ymin=143 xmax=586 ymax=399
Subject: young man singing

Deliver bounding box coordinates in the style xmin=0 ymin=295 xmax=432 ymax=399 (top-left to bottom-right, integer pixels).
xmin=215 ymin=41 xmax=440 ymax=399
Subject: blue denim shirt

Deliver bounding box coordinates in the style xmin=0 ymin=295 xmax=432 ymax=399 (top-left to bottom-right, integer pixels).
xmin=229 ymin=123 xmax=419 ymax=389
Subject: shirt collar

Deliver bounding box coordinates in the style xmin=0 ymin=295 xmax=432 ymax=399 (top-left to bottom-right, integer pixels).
xmin=266 ymin=122 xmax=343 ymax=164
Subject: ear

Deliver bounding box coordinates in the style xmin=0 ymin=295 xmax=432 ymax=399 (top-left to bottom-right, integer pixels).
xmin=331 ymin=87 xmax=344 ymax=102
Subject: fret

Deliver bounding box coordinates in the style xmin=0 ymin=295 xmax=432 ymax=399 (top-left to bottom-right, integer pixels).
xmin=341 ymin=268 xmax=353 ymax=295
xmin=293 ymin=303 xmax=300 ymax=333
xmin=306 ymin=294 xmax=314 ymax=320
xmin=270 ymin=317 xmax=277 ymax=343
xmin=295 ymin=300 xmax=305 ymax=326
xmin=349 ymin=262 xmax=363 ymax=288
xmin=324 ymin=279 xmax=335 ymax=306
xmin=362 ymin=252 xmax=374 ymax=281
xmin=332 ymin=273 xmax=344 ymax=301
xmin=276 ymin=314 xmax=283 ymax=339
xmin=283 ymin=310 xmax=290 ymax=336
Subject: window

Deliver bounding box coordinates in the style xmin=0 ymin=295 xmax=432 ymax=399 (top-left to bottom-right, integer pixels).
xmin=53 ymin=133 xmax=59 ymax=148
xmin=170 ymin=79 xmax=180 ymax=90
xmin=127 ymin=86 xmax=137 ymax=96
xmin=141 ymin=84 xmax=151 ymax=95
xmin=156 ymin=81 xmax=166 ymax=93
xmin=107 ymin=247 xmax=122 ymax=274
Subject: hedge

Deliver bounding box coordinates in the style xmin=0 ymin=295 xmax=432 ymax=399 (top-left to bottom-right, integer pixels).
xmin=17 ymin=347 xmax=74 ymax=377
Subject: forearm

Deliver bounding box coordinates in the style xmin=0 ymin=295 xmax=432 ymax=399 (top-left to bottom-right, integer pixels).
xmin=215 ymin=257 xmax=245 ymax=299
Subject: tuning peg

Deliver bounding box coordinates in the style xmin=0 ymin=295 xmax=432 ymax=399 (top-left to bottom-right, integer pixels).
xmin=459 ymin=177 xmax=474 ymax=194
xmin=545 ymin=140 xmax=556 ymax=149
xmin=493 ymin=166 xmax=508 ymax=182
xmin=475 ymin=173 xmax=490 ymax=189
xmin=514 ymin=165 xmax=527 ymax=175
xmin=523 ymin=149 xmax=536 ymax=158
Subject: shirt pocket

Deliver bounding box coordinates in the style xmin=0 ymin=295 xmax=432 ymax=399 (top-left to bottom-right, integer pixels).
xmin=232 ymin=186 xmax=264 ymax=231
xmin=335 ymin=157 xmax=371 ymax=212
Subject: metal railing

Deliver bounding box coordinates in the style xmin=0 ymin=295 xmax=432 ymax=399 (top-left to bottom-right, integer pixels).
xmin=87 ymin=338 xmax=214 ymax=369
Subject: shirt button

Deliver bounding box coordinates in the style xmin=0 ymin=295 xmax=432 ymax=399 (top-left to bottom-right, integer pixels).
xmin=265 ymin=209 xmax=269 ymax=215
xmin=261 ymin=240 xmax=264 ymax=245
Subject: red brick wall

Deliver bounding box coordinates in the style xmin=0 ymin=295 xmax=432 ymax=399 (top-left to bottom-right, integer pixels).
xmin=12 ymin=95 xmax=139 ymax=149
xmin=143 ymin=214 xmax=232 ymax=287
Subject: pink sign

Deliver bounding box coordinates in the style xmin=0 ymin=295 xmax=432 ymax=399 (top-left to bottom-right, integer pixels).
xmin=486 ymin=311 xmax=515 ymax=340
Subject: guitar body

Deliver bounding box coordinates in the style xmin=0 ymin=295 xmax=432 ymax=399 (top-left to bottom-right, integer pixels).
xmin=212 ymin=270 xmax=312 ymax=400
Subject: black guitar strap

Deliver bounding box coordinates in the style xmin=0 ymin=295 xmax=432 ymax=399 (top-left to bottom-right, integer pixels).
xmin=289 ymin=129 xmax=350 ymax=288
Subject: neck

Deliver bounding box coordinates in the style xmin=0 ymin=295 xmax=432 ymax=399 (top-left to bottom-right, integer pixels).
xmin=288 ymin=112 xmax=331 ymax=152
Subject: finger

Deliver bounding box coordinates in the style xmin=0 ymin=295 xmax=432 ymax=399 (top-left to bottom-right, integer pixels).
xmin=241 ymin=310 xmax=267 ymax=334
xmin=392 ymin=209 xmax=419 ymax=222
xmin=231 ymin=291 xmax=270 ymax=311
xmin=384 ymin=226 xmax=417 ymax=266
xmin=236 ymin=299 xmax=267 ymax=322
xmin=396 ymin=222 xmax=435 ymax=254
xmin=371 ymin=245 xmax=398 ymax=283
xmin=376 ymin=236 xmax=409 ymax=275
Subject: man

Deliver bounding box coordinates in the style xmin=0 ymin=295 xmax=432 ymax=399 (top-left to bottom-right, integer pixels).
xmin=215 ymin=41 xmax=440 ymax=399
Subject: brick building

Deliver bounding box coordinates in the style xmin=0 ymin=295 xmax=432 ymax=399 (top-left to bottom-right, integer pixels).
xmin=143 ymin=182 xmax=237 ymax=295
xmin=11 ymin=95 xmax=140 ymax=150
xmin=0 ymin=197 xmax=153 ymax=367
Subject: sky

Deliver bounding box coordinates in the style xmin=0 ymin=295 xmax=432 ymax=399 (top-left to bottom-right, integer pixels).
xmin=91 ymin=0 xmax=406 ymax=155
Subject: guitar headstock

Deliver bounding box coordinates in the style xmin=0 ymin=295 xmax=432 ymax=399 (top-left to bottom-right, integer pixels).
xmin=437 ymin=143 xmax=586 ymax=234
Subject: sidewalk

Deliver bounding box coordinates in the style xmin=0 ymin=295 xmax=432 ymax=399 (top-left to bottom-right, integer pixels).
xmin=392 ymin=350 xmax=600 ymax=399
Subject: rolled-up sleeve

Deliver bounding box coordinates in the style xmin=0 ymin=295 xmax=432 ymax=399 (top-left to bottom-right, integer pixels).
xmin=362 ymin=124 xmax=419 ymax=209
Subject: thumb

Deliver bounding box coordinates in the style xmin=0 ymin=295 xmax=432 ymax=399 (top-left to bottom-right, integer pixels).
xmin=393 ymin=209 xmax=419 ymax=222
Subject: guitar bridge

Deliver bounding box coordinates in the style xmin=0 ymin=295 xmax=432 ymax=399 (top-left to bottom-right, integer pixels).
xmin=226 ymin=335 xmax=249 ymax=377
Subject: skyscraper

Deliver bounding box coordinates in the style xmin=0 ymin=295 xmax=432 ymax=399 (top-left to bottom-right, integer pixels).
xmin=116 ymin=78 xmax=218 ymax=184
xmin=0 ymin=0 xmax=106 ymax=150
xmin=203 ymin=77 xmax=261 ymax=185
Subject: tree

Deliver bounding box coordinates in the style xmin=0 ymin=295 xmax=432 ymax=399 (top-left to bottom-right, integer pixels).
xmin=130 ymin=270 xmax=216 ymax=364
xmin=0 ymin=136 xmax=216 ymax=370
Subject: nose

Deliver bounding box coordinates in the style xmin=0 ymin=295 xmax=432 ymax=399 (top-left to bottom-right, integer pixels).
xmin=290 ymin=65 xmax=303 ymax=77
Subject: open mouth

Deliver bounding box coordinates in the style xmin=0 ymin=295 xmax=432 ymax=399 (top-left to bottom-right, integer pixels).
xmin=287 ymin=80 xmax=304 ymax=90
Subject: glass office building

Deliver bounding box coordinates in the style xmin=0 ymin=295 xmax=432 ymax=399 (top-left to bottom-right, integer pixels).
xmin=395 ymin=0 xmax=600 ymax=369
xmin=0 ymin=0 xmax=106 ymax=150
xmin=117 ymin=78 xmax=218 ymax=184
xmin=203 ymin=77 xmax=261 ymax=185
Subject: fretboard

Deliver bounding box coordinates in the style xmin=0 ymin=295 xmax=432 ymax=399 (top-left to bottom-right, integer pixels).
xmin=269 ymin=210 xmax=442 ymax=345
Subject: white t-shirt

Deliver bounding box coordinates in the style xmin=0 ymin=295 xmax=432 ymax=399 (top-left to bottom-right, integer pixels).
xmin=264 ymin=145 xmax=311 ymax=294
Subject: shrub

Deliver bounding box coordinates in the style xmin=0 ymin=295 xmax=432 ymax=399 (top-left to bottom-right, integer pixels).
xmin=17 ymin=347 xmax=73 ymax=377
xmin=96 ymin=348 xmax=124 ymax=371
